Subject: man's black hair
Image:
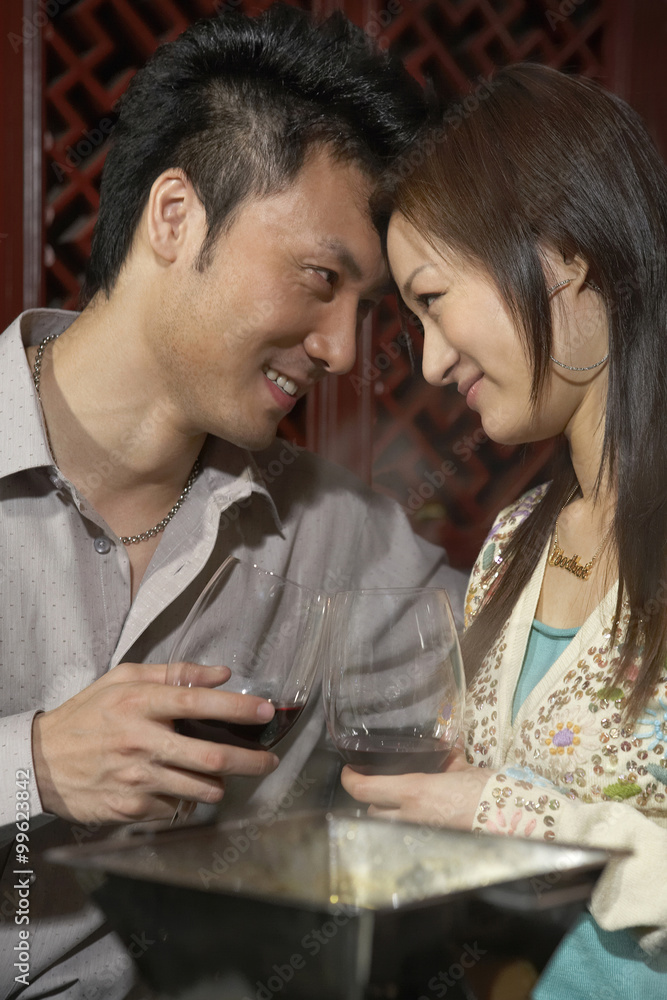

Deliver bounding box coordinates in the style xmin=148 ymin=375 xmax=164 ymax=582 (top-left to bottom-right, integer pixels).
xmin=82 ymin=3 xmax=426 ymax=303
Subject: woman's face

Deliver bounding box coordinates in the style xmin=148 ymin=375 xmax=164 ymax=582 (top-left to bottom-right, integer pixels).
xmin=387 ymin=212 xmax=607 ymax=446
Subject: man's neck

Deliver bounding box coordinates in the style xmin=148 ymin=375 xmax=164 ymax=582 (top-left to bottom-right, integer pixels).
xmin=28 ymin=299 xmax=206 ymax=523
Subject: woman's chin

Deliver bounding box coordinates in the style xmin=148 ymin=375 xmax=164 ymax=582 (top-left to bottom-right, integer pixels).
xmin=478 ymin=418 xmax=543 ymax=448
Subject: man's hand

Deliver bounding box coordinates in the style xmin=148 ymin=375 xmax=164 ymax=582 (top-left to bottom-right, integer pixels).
xmin=31 ymin=662 xmax=279 ymax=824
xmin=340 ymin=744 xmax=489 ymax=830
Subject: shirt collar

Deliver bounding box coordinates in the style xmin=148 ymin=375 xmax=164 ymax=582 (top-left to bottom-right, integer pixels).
xmin=0 ymin=307 xmax=284 ymax=533
xmin=201 ymin=435 xmax=284 ymax=535
xmin=0 ymin=308 xmax=77 ymax=480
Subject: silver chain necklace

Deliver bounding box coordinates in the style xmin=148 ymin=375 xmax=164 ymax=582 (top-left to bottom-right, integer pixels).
xmin=32 ymin=332 xmax=201 ymax=546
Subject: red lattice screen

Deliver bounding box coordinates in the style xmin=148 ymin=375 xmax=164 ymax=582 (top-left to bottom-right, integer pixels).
xmin=44 ymin=0 xmax=608 ymax=568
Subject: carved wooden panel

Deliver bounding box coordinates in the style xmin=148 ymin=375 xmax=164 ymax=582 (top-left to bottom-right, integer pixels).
xmin=44 ymin=0 xmax=609 ymax=568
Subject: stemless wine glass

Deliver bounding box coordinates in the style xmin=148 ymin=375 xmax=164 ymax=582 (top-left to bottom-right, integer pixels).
xmin=167 ymin=556 xmax=325 ymax=751
xmin=322 ymin=588 xmax=465 ymax=775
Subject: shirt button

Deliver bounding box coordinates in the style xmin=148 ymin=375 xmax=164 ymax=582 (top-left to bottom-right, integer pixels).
xmin=93 ymin=537 xmax=112 ymax=554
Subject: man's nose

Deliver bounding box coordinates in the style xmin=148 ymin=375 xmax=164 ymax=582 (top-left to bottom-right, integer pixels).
xmin=303 ymin=303 xmax=360 ymax=376
xmin=422 ymin=324 xmax=458 ymax=387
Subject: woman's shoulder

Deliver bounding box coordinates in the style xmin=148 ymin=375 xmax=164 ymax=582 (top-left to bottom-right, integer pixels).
xmin=480 ymin=482 xmax=550 ymax=560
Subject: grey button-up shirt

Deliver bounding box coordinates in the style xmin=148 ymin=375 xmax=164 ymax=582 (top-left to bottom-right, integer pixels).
xmin=0 ymin=310 xmax=467 ymax=999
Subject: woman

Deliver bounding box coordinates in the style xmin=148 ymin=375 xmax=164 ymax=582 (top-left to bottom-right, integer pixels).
xmin=342 ymin=64 xmax=667 ymax=995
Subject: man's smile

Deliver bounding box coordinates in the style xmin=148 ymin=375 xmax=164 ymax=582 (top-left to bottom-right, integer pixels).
xmin=262 ymin=364 xmax=298 ymax=397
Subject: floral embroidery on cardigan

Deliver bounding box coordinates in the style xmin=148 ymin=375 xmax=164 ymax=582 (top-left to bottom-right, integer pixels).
xmin=464 ymin=483 xmax=549 ymax=628
xmin=464 ymin=486 xmax=667 ymax=839
xmin=636 ymin=700 xmax=667 ymax=758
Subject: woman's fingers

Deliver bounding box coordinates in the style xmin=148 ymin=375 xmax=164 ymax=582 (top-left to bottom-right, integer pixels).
xmin=340 ymin=766 xmax=404 ymax=808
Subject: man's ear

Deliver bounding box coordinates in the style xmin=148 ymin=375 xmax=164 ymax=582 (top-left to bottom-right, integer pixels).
xmin=146 ymin=169 xmax=204 ymax=264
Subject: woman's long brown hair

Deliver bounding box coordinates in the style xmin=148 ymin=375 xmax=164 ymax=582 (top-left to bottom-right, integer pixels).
xmin=383 ymin=64 xmax=667 ymax=718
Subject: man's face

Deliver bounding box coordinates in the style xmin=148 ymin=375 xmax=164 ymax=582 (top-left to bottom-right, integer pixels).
xmin=150 ymin=148 xmax=387 ymax=450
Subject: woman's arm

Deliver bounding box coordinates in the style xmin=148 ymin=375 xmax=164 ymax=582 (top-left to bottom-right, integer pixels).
xmin=343 ymin=755 xmax=667 ymax=955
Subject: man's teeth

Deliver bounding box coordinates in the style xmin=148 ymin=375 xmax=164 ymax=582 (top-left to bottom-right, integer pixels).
xmin=263 ymin=367 xmax=297 ymax=397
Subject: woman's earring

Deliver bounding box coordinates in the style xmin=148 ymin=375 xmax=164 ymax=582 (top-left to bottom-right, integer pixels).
xmin=547 ymin=278 xmax=608 ymax=372
xmin=547 ymin=278 xmax=602 ymax=295
xmin=547 ymin=279 xmax=573 ymax=294
xmin=550 ymin=352 xmax=608 ymax=372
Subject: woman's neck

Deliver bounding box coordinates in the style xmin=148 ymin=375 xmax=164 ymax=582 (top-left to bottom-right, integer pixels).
xmin=564 ymin=372 xmax=613 ymax=507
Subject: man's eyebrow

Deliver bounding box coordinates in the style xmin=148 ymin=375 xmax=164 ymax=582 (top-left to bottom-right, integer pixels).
xmin=402 ymin=263 xmax=433 ymax=299
xmin=317 ymin=238 xmax=363 ymax=281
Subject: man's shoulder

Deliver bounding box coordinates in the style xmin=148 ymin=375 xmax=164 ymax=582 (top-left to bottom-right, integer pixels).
xmin=252 ymin=438 xmax=381 ymax=506
xmin=238 ymin=438 xmax=467 ymax=621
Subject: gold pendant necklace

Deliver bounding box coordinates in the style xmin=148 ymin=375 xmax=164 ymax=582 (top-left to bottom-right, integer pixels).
xmin=548 ymin=485 xmax=606 ymax=582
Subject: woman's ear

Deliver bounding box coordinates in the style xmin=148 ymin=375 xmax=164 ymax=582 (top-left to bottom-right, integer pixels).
xmin=541 ymin=245 xmax=588 ymax=292
xmin=568 ymin=254 xmax=592 ymax=294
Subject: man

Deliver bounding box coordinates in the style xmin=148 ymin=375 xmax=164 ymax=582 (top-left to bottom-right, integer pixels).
xmin=0 ymin=5 xmax=465 ymax=997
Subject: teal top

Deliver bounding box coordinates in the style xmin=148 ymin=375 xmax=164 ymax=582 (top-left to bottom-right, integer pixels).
xmin=511 ymin=618 xmax=577 ymax=723
xmin=515 ymin=620 xmax=667 ymax=997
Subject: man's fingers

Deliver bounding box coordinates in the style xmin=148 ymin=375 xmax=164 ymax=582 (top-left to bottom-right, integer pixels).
xmin=167 ymin=663 xmax=233 ymax=689
xmin=181 ymin=736 xmax=280 ymax=778
xmin=109 ymin=661 xmax=230 ymax=687
xmin=150 ymin=768 xmax=227 ymax=805
xmin=158 ymin=732 xmax=280 ymax=778
xmin=143 ymin=683 xmax=275 ymax=725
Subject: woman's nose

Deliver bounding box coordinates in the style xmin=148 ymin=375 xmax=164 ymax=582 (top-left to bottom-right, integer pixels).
xmin=421 ymin=323 xmax=458 ymax=386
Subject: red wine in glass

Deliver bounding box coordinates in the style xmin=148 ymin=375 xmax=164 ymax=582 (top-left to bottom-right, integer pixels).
xmin=338 ymin=731 xmax=453 ymax=775
xmin=177 ymin=704 xmax=304 ymax=750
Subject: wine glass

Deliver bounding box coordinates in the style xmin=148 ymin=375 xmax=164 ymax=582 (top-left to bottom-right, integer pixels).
xmin=167 ymin=557 xmax=325 ymax=751
xmin=322 ymin=588 xmax=465 ymax=775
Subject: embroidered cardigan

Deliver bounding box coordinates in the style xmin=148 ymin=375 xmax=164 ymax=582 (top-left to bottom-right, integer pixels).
xmin=464 ymin=485 xmax=667 ymax=953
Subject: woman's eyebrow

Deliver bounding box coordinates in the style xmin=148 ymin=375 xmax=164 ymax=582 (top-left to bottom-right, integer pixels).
xmin=402 ymin=263 xmax=436 ymax=298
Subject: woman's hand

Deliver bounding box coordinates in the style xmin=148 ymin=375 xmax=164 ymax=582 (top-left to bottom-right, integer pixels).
xmin=340 ymin=744 xmax=491 ymax=830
